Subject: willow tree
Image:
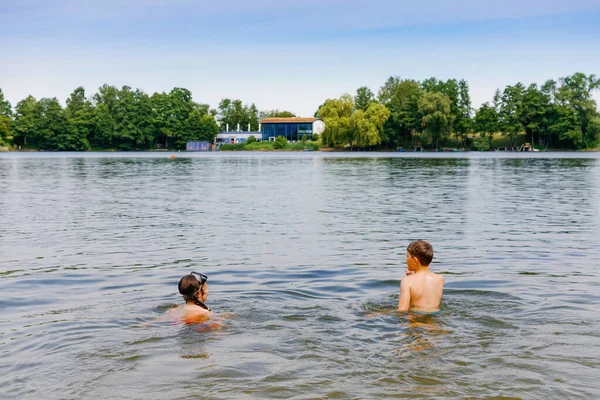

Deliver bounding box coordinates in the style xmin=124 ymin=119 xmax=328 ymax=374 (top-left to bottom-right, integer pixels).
xmin=317 ymin=94 xmax=354 ymax=147
xmin=348 ymin=102 xmax=390 ymax=147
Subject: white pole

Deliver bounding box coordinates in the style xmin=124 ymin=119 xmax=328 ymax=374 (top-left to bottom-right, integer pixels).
xmin=237 ymin=123 xmax=240 ymax=132
xmin=226 ymin=123 xmax=229 ymax=132
xmin=248 ymin=123 xmax=250 ymax=132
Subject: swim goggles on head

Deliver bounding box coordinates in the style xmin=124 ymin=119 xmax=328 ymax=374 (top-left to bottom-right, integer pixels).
xmin=190 ymin=271 xmax=208 ymax=285
xmin=189 ymin=272 xmax=210 ymax=311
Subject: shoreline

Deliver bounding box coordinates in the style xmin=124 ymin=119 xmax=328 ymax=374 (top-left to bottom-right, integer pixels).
xmin=2 ymin=147 xmax=598 ymax=153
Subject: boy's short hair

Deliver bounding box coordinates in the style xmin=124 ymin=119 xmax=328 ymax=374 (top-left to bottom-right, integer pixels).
xmin=407 ymin=240 xmax=434 ymax=266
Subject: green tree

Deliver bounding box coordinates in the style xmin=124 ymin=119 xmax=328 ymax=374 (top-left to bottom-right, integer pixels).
xmin=166 ymin=87 xmax=195 ymax=149
xmin=133 ymin=89 xmax=155 ymax=149
xmin=150 ymin=91 xmax=172 ymax=148
xmin=247 ymin=103 xmax=260 ymax=131
xmin=474 ymin=102 xmax=499 ymax=145
xmin=540 ymin=79 xmax=559 ymax=148
xmin=421 ymin=77 xmax=444 ymax=93
xmin=455 ymin=79 xmax=472 ymax=146
xmin=422 ymin=78 xmax=462 ymax=144
xmin=350 ymin=102 xmax=390 ymax=147
xmin=218 ymin=99 xmax=258 ymax=131
xmin=0 ymin=88 xmax=13 ymax=141
xmin=317 ymin=94 xmax=354 ymax=146
xmin=377 ymin=76 xmax=401 ymax=105
xmin=418 ymin=92 xmax=451 ymax=150
xmin=384 ymin=79 xmax=422 ymax=147
xmin=13 ymin=95 xmax=39 ymax=147
xmin=520 ymin=84 xmax=549 ymax=148
xmin=355 ymin=86 xmax=375 ymax=111
xmin=261 ymin=109 xmax=296 ymax=118
xmin=150 ymin=87 xmax=201 ymax=149
xmin=111 ymin=86 xmax=140 ymax=150
xmin=498 ymin=83 xmax=525 ymax=148
xmin=472 ymin=136 xmax=490 ymax=151
xmin=35 ymin=97 xmax=70 ymax=150
xmin=274 ymin=135 xmax=287 ymax=149
xmin=65 ymin=87 xmax=93 ymax=150
xmin=91 ymin=84 xmax=118 ymax=148
xmin=554 ymin=72 xmax=600 ymax=148
xmin=319 ymin=94 xmax=389 ymax=148
xmin=186 ymin=107 xmax=219 ymax=145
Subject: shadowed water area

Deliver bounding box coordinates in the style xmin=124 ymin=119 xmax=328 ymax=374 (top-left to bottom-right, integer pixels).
xmin=1 ymin=152 xmax=600 ymax=399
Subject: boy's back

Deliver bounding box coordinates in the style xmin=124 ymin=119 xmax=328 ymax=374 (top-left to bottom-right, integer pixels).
xmin=401 ymin=270 xmax=444 ymax=312
xmin=398 ymin=240 xmax=444 ymax=312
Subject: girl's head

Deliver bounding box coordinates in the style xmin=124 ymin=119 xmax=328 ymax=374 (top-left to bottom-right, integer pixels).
xmin=178 ymin=272 xmax=209 ymax=309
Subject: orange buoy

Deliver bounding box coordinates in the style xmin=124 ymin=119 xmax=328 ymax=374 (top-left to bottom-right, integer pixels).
xmin=170 ymin=155 xmax=176 ymax=159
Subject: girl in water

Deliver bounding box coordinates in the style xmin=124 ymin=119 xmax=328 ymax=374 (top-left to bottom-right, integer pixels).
xmin=165 ymin=271 xmax=212 ymax=324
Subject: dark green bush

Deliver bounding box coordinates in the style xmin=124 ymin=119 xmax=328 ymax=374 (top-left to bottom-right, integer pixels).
xmin=472 ymin=136 xmax=491 ymax=151
xmin=220 ymin=143 xmax=246 ymax=151
xmin=274 ymin=136 xmax=287 ymax=149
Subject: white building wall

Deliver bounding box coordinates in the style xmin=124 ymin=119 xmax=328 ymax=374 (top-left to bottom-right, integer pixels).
xmin=215 ymin=132 xmax=261 ymax=143
xmin=312 ymin=119 xmax=325 ymax=135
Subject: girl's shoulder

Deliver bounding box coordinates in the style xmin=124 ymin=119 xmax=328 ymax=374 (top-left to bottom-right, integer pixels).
xmin=162 ymin=305 xmax=215 ymax=325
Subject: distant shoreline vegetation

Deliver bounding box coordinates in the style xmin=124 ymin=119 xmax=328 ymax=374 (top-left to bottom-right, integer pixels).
xmin=1 ymin=72 xmax=599 ymax=152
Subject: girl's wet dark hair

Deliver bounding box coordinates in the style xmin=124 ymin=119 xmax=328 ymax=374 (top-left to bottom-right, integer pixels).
xmin=178 ymin=272 xmax=210 ymax=310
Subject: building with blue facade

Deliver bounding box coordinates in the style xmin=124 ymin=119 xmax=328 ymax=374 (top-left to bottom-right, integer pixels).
xmin=186 ymin=141 xmax=214 ymax=151
xmin=215 ymin=131 xmax=262 ymax=144
xmin=260 ymin=118 xmax=325 ymax=142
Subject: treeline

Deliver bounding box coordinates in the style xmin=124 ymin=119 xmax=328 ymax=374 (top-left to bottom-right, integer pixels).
xmin=317 ymin=72 xmax=600 ymax=150
xmin=0 ymin=86 xmax=268 ymax=151
xmin=0 ymin=83 xmax=303 ymax=151
xmin=1 ymin=72 xmax=599 ymax=151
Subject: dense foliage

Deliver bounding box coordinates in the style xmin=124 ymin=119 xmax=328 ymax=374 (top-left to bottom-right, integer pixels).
xmin=1 ymin=72 xmax=598 ymax=151
xmin=317 ymin=72 xmax=600 ymax=150
xmin=7 ymin=86 xmax=219 ymax=150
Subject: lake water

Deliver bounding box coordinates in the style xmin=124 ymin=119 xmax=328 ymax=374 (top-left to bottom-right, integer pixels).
xmin=1 ymin=152 xmax=600 ymax=399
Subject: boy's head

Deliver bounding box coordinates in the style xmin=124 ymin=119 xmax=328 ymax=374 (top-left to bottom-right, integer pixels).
xmin=406 ymin=240 xmax=433 ymax=269
xmin=179 ymin=272 xmax=209 ymax=302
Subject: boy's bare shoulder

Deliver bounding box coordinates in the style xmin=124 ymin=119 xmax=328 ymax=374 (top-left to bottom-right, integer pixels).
xmin=429 ymin=270 xmax=444 ymax=279
xmin=431 ymin=272 xmax=445 ymax=285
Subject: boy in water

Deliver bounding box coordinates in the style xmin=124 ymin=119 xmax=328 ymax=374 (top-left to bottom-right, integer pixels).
xmin=398 ymin=240 xmax=444 ymax=312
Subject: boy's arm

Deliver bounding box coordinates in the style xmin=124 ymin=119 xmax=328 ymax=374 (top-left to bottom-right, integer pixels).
xmin=397 ymin=277 xmax=411 ymax=312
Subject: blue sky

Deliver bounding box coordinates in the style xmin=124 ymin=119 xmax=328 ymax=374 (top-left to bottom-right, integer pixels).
xmin=1 ymin=0 xmax=599 ymax=116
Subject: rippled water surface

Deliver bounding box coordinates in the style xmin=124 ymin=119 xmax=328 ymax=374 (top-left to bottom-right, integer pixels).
xmin=1 ymin=152 xmax=600 ymax=399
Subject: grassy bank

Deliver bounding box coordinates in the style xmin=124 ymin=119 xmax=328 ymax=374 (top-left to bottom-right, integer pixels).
xmin=220 ymin=141 xmax=323 ymax=151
